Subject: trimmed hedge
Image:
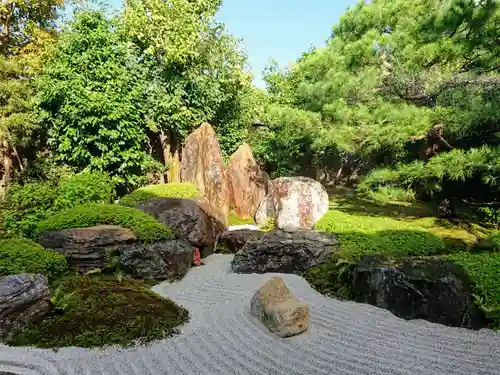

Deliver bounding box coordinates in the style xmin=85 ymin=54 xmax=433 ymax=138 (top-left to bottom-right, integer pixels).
xmin=34 ymin=204 xmax=173 ymax=243
xmin=0 ymin=238 xmax=67 ymax=280
xmin=9 ymin=276 xmax=189 ymax=348
xmin=119 ymin=183 xmax=199 ymax=207
xmin=446 ymin=251 xmax=500 ymax=328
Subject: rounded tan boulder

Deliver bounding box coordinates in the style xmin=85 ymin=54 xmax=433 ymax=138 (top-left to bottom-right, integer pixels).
xmin=250 ymin=276 xmax=309 ymax=337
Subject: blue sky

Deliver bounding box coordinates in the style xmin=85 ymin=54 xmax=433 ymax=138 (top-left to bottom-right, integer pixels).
xmin=108 ymin=0 xmax=357 ymax=87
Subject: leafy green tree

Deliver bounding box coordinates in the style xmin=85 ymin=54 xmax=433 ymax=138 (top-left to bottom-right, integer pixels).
xmin=260 ymin=0 xmax=500 ymax=203
xmin=37 ymin=10 xmax=158 ymax=190
xmin=0 ymin=0 xmax=65 ymax=191
xmin=121 ymin=0 xmax=252 ymax=166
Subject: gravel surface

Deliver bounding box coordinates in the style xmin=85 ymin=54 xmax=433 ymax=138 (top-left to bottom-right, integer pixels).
xmin=1 ymin=254 xmax=499 ymax=375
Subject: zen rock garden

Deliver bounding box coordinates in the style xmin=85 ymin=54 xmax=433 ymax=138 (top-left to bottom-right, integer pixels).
xmin=0 ymin=123 xmax=499 ymax=375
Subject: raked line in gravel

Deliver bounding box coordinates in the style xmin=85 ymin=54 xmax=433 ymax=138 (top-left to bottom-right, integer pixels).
xmin=0 ymin=254 xmax=499 ymax=375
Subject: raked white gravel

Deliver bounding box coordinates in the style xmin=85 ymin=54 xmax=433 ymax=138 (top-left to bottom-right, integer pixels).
xmin=1 ymin=254 xmax=499 ymax=375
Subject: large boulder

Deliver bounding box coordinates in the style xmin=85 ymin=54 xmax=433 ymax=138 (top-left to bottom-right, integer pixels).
xmin=38 ymin=225 xmax=136 ymax=273
xmin=136 ymin=197 xmax=227 ymax=258
xmin=231 ymin=230 xmax=339 ymax=274
xmin=255 ymin=177 xmax=329 ymax=231
xmin=250 ymin=277 xmax=309 ymax=337
xmin=352 ymin=255 xmax=486 ymax=329
xmin=119 ymin=240 xmax=194 ymax=280
xmin=227 ymin=143 xmax=267 ymax=219
xmin=0 ymin=274 xmax=51 ymax=340
xmin=180 ymin=123 xmax=230 ymax=226
xmin=219 ymin=229 xmax=265 ymax=254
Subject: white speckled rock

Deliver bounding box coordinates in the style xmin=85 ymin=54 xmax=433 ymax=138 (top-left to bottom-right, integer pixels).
xmin=256 ymin=177 xmax=329 ymax=231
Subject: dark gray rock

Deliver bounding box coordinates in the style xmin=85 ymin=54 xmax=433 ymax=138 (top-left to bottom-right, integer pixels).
xmin=219 ymin=229 xmax=265 ymax=254
xmin=231 ymin=230 xmax=339 ymax=274
xmin=38 ymin=225 xmax=135 ymax=273
xmin=136 ymin=198 xmax=226 ymax=258
xmin=119 ymin=240 xmax=194 ymax=280
xmin=0 ymin=274 xmax=51 ymax=340
xmin=352 ymin=255 xmax=486 ymax=329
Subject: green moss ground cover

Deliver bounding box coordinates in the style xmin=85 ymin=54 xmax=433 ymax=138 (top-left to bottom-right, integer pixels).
xmin=227 ymin=210 xmax=255 ymax=226
xmin=119 ymin=183 xmax=199 ymax=207
xmin=34 ymin=203 xmax=173 ymax=243
xmin=305 ymin=188 xmax=499 ymax=327
xmin=9 ymin=276 xmax=189 ymax=348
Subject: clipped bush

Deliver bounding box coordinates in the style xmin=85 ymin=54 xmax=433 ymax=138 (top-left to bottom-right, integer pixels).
xmin=9 ymin=276 xmax=189 ymax=348
xmin=2 ymin=182 xmax=58 ymax=237
xmin=34 ymin=204 xmax=173 ymax=243
xmin=0 ymin=238 xmax=67 ymax=280
xmin=446 ymin=251 xmax=500 ymax=328
xmin=54 ymin=171 xmax=115 ymax=210
xmin=119 ymin=183 xmax=199 ymax=207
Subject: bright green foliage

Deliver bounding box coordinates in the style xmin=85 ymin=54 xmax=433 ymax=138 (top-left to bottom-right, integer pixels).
xmin=260 ymin=0 xmax=500 ymax=204
xmin=37 ymin=10 xmax=158 ymax=190
xmin=54 ymin=171 xmax=116 ymax=210
xmin=2 ymin=182 xmax=58 ymax=237
xmin=446 ymin=251 xmax=500 ymax=326
xmin=227 ymin=210 xmax=255 ymax=226
xmin=315 ymin=210 xmax=446 ymax=259
xmin=9 ymin=276 xmax=189 ymax=348
xmin=34 ymin=203 xmax=173 ymax=243
xmin=0 ymin=238 xmax=67 ymax=280
xmin=119 ymin=183 xmax=199 ymax=207
xmin=121 ymin=0 xmax=252 ymax=156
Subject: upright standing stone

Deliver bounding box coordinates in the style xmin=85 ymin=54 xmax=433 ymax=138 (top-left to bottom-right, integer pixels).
xmin=181 ymin=123 xmax=229 ymax=226
xmin=227 ymin=143 xmax=267 ymax=219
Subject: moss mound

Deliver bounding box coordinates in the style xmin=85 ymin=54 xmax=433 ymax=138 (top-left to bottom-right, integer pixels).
xmin=119 ymin=183 xmax=199 ymax=207
xmin=0 ymin=238 xmax=67 ymax=281
xmin=445 ymin=251 xmax=500 ymax=327
xmin=9 ymin=276 xmax=189 ymax=348
xmin=34 ymin=203 xmax=173 ymax=243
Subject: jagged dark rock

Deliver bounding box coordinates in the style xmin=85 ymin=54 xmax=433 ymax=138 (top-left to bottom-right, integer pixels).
xmin=119 ymin=240 xmax=194 ymax=280
xmin=231 ymin=230 xmax=339 ymax=274
xmin=352 ymin=255 xmax=486 ymax=329
xmin=219 ymin=229 xmax=265 ymax=253
xmin=0 ymin=274 xmax=51 ymax=340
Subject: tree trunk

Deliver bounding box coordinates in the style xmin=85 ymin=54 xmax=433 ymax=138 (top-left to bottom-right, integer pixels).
xmin=0 ymin=139 xmax=13 ymax=194
xmin=159 ymin=130 xmax=180 ymax=183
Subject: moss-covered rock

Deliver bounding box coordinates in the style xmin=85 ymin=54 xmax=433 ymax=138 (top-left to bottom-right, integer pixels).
xmin=0 ymin=238 xmax=67 ymax=281
xmin=8 ymin=276 xmax=189 ymax=348
xmin=34 ymin=204 xmax=173 ymax=243
xmin=119 ymin=183 xmax=199 ymax=207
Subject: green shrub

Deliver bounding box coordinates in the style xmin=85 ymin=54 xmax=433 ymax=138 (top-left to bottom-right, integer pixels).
xmin=9 ymin=276 xmax=189 ymax=348
xmin=446 ymin=251 xmax=500 ymax=328
xmin=34 ymin=204 xmax=173 ymax=243
xmin=367 ymin=186 xmax=416 ymax=204
xmin=2 ymin=182 xmax=58 ymax=237
xmin=119 ymin=183 xmax=199 ymax=207
xmin=54 ymin=171 xmax=116 ymax=210
xmin=0 ymin=238 xmax=67 ymax=280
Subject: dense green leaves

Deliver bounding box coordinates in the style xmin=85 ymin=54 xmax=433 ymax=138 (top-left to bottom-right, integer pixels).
xmin=0 ymin=238 xmax=67 ymax=280
xmin=37 ymin=10 xmax=157 ymax=189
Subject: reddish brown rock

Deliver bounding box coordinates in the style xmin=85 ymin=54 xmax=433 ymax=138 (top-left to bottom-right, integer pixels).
xmin=180 ymin=123 xmax=229 ymax=226
xmin=227 ymin=143 xmax=267 ymax=219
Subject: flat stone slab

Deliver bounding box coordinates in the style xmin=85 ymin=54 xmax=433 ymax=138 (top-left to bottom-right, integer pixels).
xmin=0 ymin=254 xmax=499 ymax=375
